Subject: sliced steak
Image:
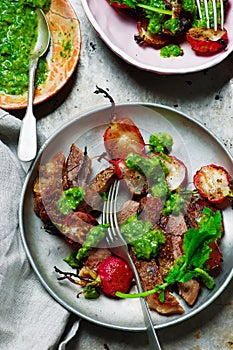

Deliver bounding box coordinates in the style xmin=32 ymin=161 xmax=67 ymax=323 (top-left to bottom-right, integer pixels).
xmin=61 ymin=211 xmax=99 ymax=245
xmin=63 ymin=144 xmax=92 ymax=189
xmin=136 ymin=19 xmax=171 ymax=48
xmin=131 ymin=250 xmax=184 ymax=315
xmin=79 ymin=166 xmax=117 ymax=216
xmin=157 ymin=232 xmax=174 ymax=278
xmin=177 ymin=279 xmax=200 ymax=306
xmin=138 ymin=196 xmax=164 ymax=226
xmin=33 ymin=152 xmax=66 ymax=224
xmin=161 ymin=214 xmax=187 ymax=259
xmin=117 ymin=200 xmax=140 ymax=226
xmin=84 ymin=248 xmax=112 ymax=273
xmin=90 ymin=165 xmax=117 ymax=194
xmin=185 ymin=198 xmax=224 ymax=235
xmin=34 ymin=145 xmax=92 ymax=225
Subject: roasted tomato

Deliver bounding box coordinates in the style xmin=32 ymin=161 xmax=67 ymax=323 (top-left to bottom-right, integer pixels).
xmin=193 ymin=164 xmax=232 ymax=204
xmin=186 ymin=27 xmax=228 ymax=54
xmin=103 ymin=117 xmax=145 ymax=159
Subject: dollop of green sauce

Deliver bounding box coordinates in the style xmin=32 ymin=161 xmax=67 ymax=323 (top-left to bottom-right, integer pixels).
xmin=149 ymin=132 xmax=174 ymax=155
xmin=160 ymin=44 xmax=183 ymax=58
xmin=57 ymin=186 xmax=86 ymax=216
xmin=0 ymin=0 xmax=51 ymax=95
xmin=120 ymin=215 xmax=166 ymax=260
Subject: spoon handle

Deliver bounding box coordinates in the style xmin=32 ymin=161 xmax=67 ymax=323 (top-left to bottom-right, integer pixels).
xmin=17 ymin=57 xmax=39 ymax=162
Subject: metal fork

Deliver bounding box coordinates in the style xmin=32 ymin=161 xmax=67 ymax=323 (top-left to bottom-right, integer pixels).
xmin=195 ymin=0 xmax=224 ymax=31
xmin=102 ymin=180 xmax=162 ymax=350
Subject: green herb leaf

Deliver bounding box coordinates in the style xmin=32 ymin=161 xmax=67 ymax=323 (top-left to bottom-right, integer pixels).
xmin=83 ymin=285 xmax=101 ymax=299
xmin=137 ymin=3 xmax=173 ymax=15
xmin=194 ymin=268 xmax=215 ymax=289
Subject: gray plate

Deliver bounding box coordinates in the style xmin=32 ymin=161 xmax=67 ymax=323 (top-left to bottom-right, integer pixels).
xmin=19 ymin=103 xmax=233 ymax=331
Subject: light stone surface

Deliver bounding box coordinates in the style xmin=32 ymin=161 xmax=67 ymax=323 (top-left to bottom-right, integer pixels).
xmin=11 ymin=1 xmax=233 ymax=349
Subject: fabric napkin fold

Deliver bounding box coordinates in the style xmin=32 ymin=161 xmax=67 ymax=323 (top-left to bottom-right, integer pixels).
xmin=0 ymin=110 xmax=80 ymax=350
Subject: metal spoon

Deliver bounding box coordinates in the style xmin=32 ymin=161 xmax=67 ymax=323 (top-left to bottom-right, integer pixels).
xmin=17 ymin=9 xmax=50 ymax=162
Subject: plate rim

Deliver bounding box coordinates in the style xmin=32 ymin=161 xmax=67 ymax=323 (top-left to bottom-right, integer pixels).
xmin=19 ymin=102 xmax=233 ymax=331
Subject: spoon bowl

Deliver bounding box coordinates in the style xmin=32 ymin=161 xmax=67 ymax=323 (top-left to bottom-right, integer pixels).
xmin=17 ymin=9 xmax=51 ymax=162
xmin=32 ymin=9 xmax=51 ymax=59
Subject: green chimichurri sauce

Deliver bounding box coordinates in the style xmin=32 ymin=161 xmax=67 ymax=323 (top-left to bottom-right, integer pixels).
xmin=160 ymin=44 xmax=184 ymax=58
xmin=57 ymin=186 xmax=86 ymax=216
xmin=0 ymin=0 xmax=51 ymax=95
xmin=120 ymin=215 xmax=166 ymax=260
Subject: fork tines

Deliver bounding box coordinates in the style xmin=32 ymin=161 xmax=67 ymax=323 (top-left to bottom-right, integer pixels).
xmin=102 ymin=180 xmax=125 ymax=248
xmin=196 ymin=0 xmax=224 ymax=31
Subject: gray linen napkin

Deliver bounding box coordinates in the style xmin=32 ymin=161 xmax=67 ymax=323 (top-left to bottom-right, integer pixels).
xmin=0 ymin=110 xmax=80 ymax=350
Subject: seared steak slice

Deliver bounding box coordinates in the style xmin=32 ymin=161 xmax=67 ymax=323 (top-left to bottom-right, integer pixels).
xmin=185 ymin=198 xmax=223 ymax=232
xmin=84 ymin=248 xmax=112 ymax=273
xmin=63 ymin=144 xmax=92 ymax=189
xmin=207 ymin=241 xmax=223 ymax=276
xmin=117 ymin=200 xmax=140 ymax=226
xmin=131 ymin=250 xmax=184 ymax=315
xmin=78 ymin=166 xmax=117 ymax=216
xmin=136 ymin=19 xmax=171 ymax=48
xmin=34 ymin=145 xmax=92 ymax=225
xmin=177 ymin=279 xmax=200 ymax=306
xmin=157 ymin=232 xmax=175 ymax=279
xmin=138 ymin=196 xmax=164 ymax=226
xmin=90 ymin=165 xmax=117 ymax=194
xmin=158 ymin=214 xmax=200 ymax=306
xmin=161 ymin=214 xmax=187 ymax=259
xmin=33 ymin=152 xmax=66 ymax=224
xmin=61 ymin=211 xmax=99 ymax=245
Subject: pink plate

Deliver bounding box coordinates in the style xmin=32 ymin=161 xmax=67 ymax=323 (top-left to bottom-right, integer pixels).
xmin=81 ymin=0 xmax=233 ymax=74
xmin=0 ymin=0 xmax=81 ymax=110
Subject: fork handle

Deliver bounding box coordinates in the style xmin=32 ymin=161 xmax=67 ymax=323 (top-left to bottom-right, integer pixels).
xmin=128 ymin=255 xmax=162 ymax=350
xmin=140 ymin=298 xmax=162 ymax=350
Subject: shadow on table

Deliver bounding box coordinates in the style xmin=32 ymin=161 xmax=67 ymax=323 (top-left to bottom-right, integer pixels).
xmin=104 ymin=46 xmax=233 ymax=109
